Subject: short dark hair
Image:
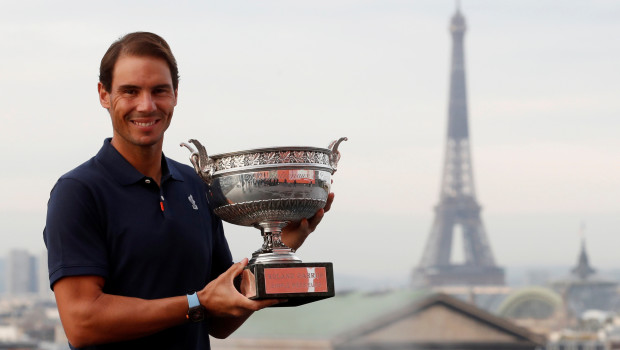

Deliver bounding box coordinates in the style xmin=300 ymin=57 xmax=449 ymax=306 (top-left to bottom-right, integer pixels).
xmin=99 ymin=32 xmax=179 ymax=92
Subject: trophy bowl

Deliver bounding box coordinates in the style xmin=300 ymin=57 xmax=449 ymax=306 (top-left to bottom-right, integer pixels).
xmin=181 ymin=137 xmax=347 ymax=266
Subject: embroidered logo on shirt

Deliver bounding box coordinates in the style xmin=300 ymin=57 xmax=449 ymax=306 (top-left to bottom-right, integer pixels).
xmin=188 ymin=195 xmax=199 ymax=210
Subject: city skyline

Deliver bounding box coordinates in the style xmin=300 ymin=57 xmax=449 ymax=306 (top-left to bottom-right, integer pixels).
xmin=0 ymin=1 xmax=619 ymax=282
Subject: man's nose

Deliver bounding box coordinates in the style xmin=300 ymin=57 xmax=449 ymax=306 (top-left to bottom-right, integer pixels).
xmin=136 ymin=92 xmax=157 ymax=112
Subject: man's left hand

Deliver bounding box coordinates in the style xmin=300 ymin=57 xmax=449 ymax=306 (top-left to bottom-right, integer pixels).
xmin=281 ymin=192 xmax=334 ymax=251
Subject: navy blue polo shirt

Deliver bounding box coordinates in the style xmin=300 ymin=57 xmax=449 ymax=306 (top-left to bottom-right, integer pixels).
xmin=44 ymin=138 xmax=233 ymax=350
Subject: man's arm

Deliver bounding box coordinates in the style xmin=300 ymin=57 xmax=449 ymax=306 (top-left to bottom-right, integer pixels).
xmin=54 ymin=260 xmax=279 ymax=348
xmin=54 ymin=275 xmax=186 ymax=348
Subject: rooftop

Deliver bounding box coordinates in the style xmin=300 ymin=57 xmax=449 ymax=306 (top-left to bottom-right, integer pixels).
xmin=229 ymin=289 xmax=429 ymax=339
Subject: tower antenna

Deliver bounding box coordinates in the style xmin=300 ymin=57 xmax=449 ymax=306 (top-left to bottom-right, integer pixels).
xmin=580 ymin=221 xmax=586 ymax=238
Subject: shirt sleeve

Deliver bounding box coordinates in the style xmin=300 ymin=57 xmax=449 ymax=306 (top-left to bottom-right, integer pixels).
xmin=43 ymin=177 xmax=109 ymax=290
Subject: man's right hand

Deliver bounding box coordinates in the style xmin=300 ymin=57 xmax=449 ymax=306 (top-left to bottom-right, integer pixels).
xmin=199 ymin=258 xmax=281 ymax=331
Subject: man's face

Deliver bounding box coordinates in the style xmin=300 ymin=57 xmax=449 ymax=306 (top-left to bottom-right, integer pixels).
xmin=98 ymin=55 xmax=177 ymax=152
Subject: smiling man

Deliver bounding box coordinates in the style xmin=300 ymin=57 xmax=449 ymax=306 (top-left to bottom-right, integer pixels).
xmin=99 ymin=53 xmax=176 ymax=183
xmin=43 ymin=32 xmax=333 ymax=350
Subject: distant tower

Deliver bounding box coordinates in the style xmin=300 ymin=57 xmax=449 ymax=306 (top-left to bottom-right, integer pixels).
xmin=570 ymin=222 xmax=595 ymax=280
xmin=551 ymin=230 xmax=619 ymax=317
xmin=7 ymin=249 xmax=38 ymax=296
xmin=571 ymin=238 xmax=596 ymax=280
xmin=413 ymin=6 xmax=504 ymax=287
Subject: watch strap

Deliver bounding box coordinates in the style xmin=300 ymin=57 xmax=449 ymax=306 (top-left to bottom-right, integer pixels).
xmin=187 ymin=292 xmax=200 ymax=308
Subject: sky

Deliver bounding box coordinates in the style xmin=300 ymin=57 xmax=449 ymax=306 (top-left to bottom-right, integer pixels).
xmin=0 ymin=0 xmax=619 ymax=286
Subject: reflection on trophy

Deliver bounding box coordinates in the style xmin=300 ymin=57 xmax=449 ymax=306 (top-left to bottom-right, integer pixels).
xmin=181 ymin=137 xmax=347 ymax=306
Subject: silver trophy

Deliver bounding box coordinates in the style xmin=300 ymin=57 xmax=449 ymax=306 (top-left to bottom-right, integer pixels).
xmin=181 ymin=137 xmax=347 ymax=306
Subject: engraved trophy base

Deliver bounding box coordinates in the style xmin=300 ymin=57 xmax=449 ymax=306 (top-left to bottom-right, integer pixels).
xmin=248 ymin=262 xmax=335 ymax=307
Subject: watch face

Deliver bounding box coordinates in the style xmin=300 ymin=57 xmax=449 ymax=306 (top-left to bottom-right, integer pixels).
xmin=188 ymin=306 xmax=206 ymax=322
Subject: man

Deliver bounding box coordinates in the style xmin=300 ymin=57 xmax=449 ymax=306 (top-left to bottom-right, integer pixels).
xmin=43 ymin=32 xmax=333 ymax=350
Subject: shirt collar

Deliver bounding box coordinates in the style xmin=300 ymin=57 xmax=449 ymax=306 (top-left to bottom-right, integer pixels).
xmin=95 ymin=138 xmax=184 ymax=186
xmin=164 ymin=155 xmax=184 ymax=183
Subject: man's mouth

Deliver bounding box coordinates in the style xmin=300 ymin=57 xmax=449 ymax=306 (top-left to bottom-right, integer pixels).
xmin=132 ymin=120 xmax=158 ymax=127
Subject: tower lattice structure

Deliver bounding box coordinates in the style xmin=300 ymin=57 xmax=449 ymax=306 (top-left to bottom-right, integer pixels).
xmin=413 ymin=8 xmax=504 ymax=287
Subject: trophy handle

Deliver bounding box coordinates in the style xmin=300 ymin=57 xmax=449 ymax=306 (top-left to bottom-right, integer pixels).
xmin=180 ymin=139 xmax=215 ymax=185
xmin=328 ymin=137 xmax=348 ymax=173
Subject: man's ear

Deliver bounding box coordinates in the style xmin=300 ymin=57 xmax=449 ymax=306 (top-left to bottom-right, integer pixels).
xmin=98 ymin=82 xmax=111 ymax=109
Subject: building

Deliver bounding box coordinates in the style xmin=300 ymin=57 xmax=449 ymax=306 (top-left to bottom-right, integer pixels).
xmin=212 ymin=292 xmax=545 ymax=350
xmin=38 ymin=250 xmax=53 ymax=301
xmin=212 ymin=289 xmax=425 ymax=350
xmin=550 ymin=239 xmax=619 ymax=318
xmin=497 ymin=286 xmax=566 ymax=335
xmin=6 ymin=250 xmax=38 ymax=297
xmin=0 ymin=258 xmax=5 ymax=295
xmin=335 ymin=293 xmax=545 ymax=350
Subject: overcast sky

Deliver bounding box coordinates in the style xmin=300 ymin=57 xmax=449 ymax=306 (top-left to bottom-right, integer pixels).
xmin=1 ymin=0 xmax=619 ymax=284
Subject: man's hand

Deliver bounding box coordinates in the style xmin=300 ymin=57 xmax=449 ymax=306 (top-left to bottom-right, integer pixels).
xmin=281 ymin=192 xmax=335 ymax=251
xmin=199 ymin=258 xmax=278 ymax=319
xmin=201 ymin=258 xmax=282 ymax=338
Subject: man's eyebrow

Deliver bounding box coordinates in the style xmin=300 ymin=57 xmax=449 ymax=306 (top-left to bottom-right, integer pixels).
xmin=152 ymin=84 xmax=173 ymax=90
xmin=117 ymin=84 xmax=141 ymax=91
xmin=116 ymin=84 xmax=173 ymax=91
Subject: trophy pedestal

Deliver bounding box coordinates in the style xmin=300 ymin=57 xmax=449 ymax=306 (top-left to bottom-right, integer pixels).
xmin=248 ymin=262 xmax=335 ymax=307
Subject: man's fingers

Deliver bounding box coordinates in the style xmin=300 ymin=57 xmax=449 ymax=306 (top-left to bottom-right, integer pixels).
xmin=235 ymin=295 xmax=284 ymax=311
xmin=307 ymin=209 xmax=325 ymax=231
xmin=240 ymin=269 xmax=257 ymax=298
xmin=323 ymin=193 xmax=335 ymax=213
xmin=227 ymin=258 xmax=249 ymax=279
xmin=305 ymin=193 xmax=333 ymax=231
xmin=252 ymin=299 xmax=286 ymax=309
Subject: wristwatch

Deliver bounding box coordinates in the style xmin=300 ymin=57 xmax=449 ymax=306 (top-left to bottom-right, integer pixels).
xmin=186 ymin=292 xmax=206 ymax=322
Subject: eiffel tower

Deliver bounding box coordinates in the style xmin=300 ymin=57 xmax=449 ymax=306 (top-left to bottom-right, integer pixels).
xmin=413 ymin=6 xmax=505 ymax=287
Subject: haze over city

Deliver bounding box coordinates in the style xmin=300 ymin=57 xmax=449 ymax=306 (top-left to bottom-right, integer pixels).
xmin=1 ymin=0 xmax=619 ymax=285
